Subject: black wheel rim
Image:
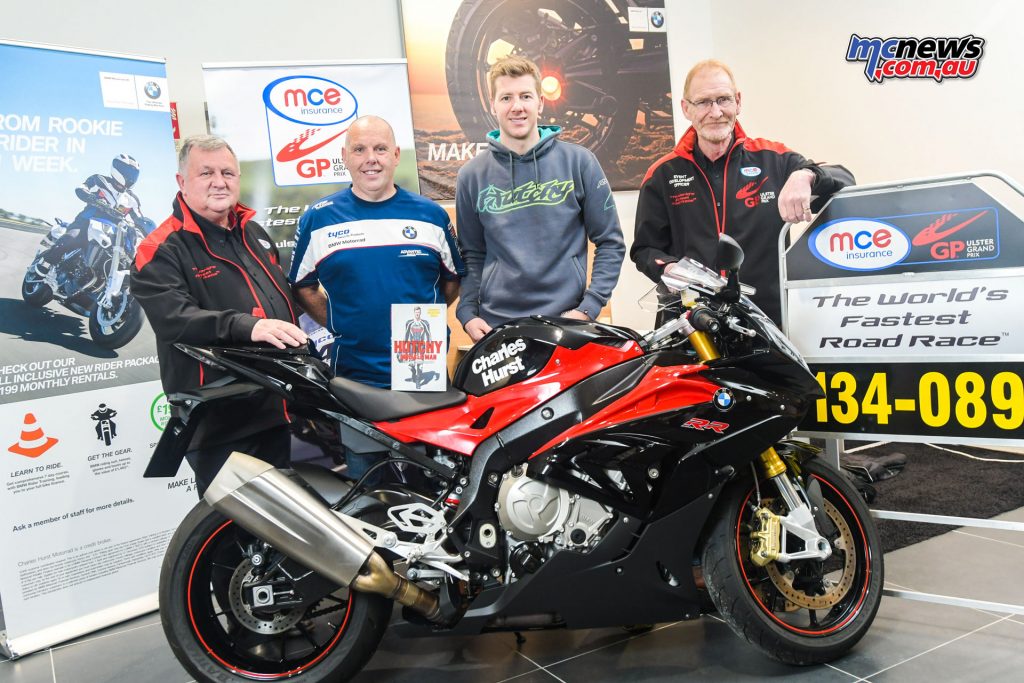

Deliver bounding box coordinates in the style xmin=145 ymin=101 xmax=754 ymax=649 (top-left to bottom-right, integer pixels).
xmin=735 ymin=474 xmax=876 ymax=636
xmin=186 ymin=520 xmax=355 ymax=679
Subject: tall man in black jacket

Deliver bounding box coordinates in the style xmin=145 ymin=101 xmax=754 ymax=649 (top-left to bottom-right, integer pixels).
xmin=632 ymin=59 xmax=854 ymax=325
xmin=131 ymin=135 xmax=307 ymax=495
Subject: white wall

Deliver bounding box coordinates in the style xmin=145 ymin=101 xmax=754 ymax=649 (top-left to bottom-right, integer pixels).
xmin=6 ymin=0 xmax=1021 ymax=331
xmin=2 ymin=0 xmax=405 ymax=139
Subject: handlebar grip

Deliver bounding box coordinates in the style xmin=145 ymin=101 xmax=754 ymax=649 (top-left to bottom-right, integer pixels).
xmin=689 ymin=307 xmax=720 ymax=333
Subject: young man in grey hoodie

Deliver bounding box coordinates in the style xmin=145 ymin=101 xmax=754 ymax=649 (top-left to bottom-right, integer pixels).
xmin=455 ymin=55 xmax=625 ymax=342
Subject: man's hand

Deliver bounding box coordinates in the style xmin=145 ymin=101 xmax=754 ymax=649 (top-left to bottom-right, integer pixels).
xmin=251 ymin=319 xmax=308 ymax=349
xmin=464 ymin=317 xmax=493 ymax=342
xmin=778 ymin=168 xmax=816 ymax=224
xmin=561 ymin=309 xmax=590 ymax=321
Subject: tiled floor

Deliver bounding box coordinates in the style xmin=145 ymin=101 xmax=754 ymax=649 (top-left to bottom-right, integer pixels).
xmin=3 ymin=506 xmax=1023 ymax=683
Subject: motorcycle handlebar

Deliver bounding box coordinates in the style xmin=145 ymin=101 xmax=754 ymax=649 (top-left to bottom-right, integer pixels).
xmin=689 ymin=306 xmax=720 ymax=333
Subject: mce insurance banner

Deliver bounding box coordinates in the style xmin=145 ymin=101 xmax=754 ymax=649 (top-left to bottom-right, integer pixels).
xmin=784 ymin=174 xmax=1024 ymax=445
xmin=0 ymin=41 xmax=195 ymax=656
xmin=202 ymin=59 xmax=420 ymax=269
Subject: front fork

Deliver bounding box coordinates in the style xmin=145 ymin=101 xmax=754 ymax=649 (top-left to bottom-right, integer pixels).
xmin=98 ymin=230 xmax=126 ymax=311
xmin=685 ymin=325 xmax=832 ymax=567
xmin=749 ymin=448 xmax=832 ymax=566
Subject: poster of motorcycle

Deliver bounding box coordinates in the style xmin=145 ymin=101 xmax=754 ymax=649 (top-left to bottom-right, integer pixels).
xmin=400 ymin=0 xmax=673 ymax=200
xmin=0 ymin=41 xmax=197 ymax=657
xmin=202 ymin=60 xmax=420 ymax=269
xmin=0 ymin=40 xmax=178 ymax=407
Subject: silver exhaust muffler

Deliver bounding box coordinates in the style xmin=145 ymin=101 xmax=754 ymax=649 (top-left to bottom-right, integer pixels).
xmin=204 ymin=451 xmax=441 ymax=621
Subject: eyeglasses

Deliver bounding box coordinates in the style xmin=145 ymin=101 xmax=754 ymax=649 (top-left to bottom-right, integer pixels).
xmin=686 ymin=95 xmax=736 ymax=112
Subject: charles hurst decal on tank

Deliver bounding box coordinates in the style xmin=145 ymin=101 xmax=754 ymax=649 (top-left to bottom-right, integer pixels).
xmin=471 ymin=338 xmax=528 ymax=387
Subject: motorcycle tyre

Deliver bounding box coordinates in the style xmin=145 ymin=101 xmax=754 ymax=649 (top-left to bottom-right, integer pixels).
xmin=445 ymin=0 xmax=638 ymax=162
xmin=22 ymin=272 xmax=53 ymax=308
xmin=702 ymin=458 xmax=883 ymax=665
xmin=160 ymin=502 xmax=391 ymax=683
xmin=88 ymin=297 xmax=143 ymax=349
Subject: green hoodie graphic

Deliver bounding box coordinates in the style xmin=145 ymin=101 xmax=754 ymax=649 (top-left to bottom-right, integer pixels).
xmin=455 ymin=126 xmax=625 ymax=327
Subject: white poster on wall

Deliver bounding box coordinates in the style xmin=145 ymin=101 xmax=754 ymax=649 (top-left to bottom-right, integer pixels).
xmin=0 ymin=40 xmax=192 ymax=657
xmin=202 ymin=59 xmax=419 ymax=269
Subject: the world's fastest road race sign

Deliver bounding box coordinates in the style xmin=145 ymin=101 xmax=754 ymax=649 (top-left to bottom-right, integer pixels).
xmin=784 ymin=174 xmax=1024 ymax=445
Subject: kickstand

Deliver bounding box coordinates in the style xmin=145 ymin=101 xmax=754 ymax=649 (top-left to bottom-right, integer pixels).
xmin=514 ymin=631 xmax=527 ymax=646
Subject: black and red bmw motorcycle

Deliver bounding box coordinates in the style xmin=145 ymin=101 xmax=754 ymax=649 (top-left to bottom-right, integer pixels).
xmin=147 ymin=236 xmax=883 ymax=682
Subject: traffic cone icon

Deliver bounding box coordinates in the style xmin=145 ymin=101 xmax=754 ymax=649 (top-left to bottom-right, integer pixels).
xmin=8 ymin=413 xmax=59 ymax=458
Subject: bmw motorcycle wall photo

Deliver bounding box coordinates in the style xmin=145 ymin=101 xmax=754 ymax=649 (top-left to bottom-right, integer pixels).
xmin=147 ymin=235 xmax=883 ymax=682
xmin=22 ymin=192 xmax=151 ymax=349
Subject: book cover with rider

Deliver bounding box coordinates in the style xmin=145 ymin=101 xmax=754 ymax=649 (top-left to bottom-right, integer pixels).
xmin=400 ymin=0 xmax=675 ymax=200
xmin=391 ymin=303 xmax=447 ymax=391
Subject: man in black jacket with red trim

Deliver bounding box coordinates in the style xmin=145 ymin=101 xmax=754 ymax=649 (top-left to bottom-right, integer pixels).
xmin=131 ymin=135 xmax=307 ymax=495
xmin=632 ymin=59 xmax=854 ymax=325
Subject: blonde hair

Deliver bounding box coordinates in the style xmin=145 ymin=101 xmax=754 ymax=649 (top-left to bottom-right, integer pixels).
xmin=487 ymin=55 xmax=542 ymax=99
xmin=683 ymin=59 xmax=738 ymax=99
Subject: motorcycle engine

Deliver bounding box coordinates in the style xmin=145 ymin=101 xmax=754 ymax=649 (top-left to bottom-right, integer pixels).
xmin=496 ymin=465 xmax=614 ymax=550
xmin=57 ymin=256 xmax=98 ymax=296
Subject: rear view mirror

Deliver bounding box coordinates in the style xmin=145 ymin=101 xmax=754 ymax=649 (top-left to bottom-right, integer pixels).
xmin=716 ymin=235 xmax=744 ymax=303
xmin=716 ymin=234 xmax=744 ymax=272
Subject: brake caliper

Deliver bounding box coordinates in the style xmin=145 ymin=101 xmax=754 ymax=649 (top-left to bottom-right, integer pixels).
xmin=749 ymin=506 xmax=781 ymax=567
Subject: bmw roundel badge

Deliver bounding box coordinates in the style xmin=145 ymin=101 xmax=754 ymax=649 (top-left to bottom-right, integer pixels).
xmin=403 ymin=226 xmax=418 ymax=239
xmin=713 ymin=388 xmax=735 ymax=411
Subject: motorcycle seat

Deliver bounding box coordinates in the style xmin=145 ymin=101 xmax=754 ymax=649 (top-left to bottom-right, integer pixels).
xmin=328 ymin=376 xmax=467 ymax=421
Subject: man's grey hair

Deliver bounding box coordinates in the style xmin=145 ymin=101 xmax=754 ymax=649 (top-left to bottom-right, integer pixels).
xmin=178 ymin=134 xmax=237 ymax=175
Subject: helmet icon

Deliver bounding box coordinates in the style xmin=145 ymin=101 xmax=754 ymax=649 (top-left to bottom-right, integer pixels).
xmin=111 ymin=154 xmax=140 ymax=189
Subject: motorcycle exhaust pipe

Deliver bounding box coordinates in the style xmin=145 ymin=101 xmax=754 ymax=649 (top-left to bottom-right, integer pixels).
xmin=204 ymin=451 xmax=442 ymax=622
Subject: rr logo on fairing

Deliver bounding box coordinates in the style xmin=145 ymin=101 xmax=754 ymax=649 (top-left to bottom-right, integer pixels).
xmin=682 ymin=418 xmax=729 ymax=433
xmin=846 ymin=34 xmax=985 ymax=83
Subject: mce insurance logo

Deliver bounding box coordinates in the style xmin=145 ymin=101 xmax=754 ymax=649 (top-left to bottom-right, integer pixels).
xmin=846 ymin=34 xmax=985 ymax=83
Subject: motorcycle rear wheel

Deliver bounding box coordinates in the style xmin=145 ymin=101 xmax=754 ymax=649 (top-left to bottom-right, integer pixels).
xmin=88 ymin=296 xmax=143 ymax=348
xmin=702 ymin=459 xmax=883 ymax=665
xmin=160 ymin=502 xmax=391 ymax=683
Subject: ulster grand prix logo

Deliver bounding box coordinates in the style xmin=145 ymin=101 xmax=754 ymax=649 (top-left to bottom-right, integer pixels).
xmin=263 ymin=75 xmax=359 ymax=186
xmin=810 ymin=207 xmax=999 ymax=272
xmin=846 ymin=34 xmax=985 ymax=83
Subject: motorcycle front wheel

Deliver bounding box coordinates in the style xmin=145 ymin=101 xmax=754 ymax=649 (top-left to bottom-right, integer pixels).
xmin=702 ymin=458 xmax=883 ymax=665
xmin=88 ymin=296 xmax=143 ymax=348
xmin=160 ymin=502 xmax=391 ymax=683
xmin=22 ymin=258 xmax=54 ymax=308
